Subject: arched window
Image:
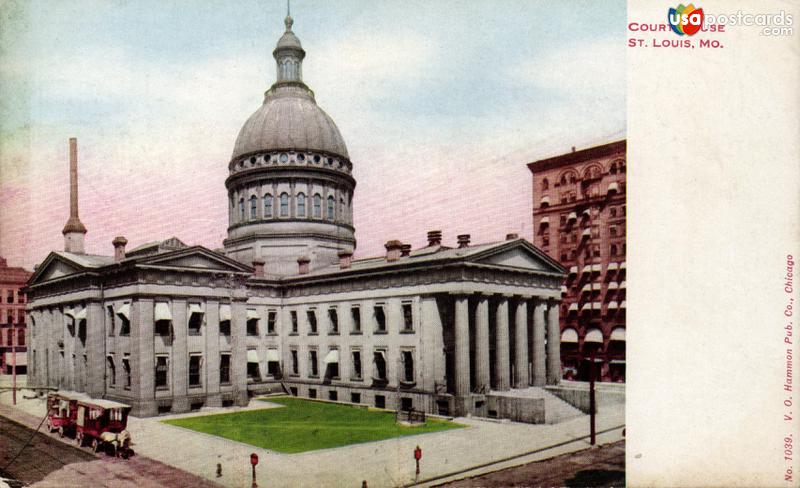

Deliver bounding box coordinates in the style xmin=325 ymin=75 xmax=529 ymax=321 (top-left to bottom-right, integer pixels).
xmin=542 ymin=178 xmax=549 ymax=190
xmin=264 ymin=193 xmax=273 ymax=218
xmin=610 ymin=162 xmax=617 ymax=175
xmin=327 ymin=196 xmax=335 ymax=220
xmin=280 ymin=193 xmax=289 ymax=217
xmin=560 ymin=175 xmax=567 ymax=185
xmin=249 ymin=195 xmax=258 ymax=220
xmin=340 ymin=197 xmax=345 ymax=217
xmin=313 ymin=194 xmax=322 ymax=218
xmin=239 ymin=198 xmax=245 ymax=222
xmin=297 ymin=193 xmax=306 ymax=217
xmin=610 ymin=244 xmax=618 ymax=256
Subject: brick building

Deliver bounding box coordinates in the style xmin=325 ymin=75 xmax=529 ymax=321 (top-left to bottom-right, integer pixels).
xmin=527 ymin=140 xmax=626 ymax=382
xmin=0 ymin=256 xmax=32 ymax=374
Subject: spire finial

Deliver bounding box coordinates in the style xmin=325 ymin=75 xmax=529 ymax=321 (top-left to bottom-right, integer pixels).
xmin=285 ymin=0 xmax=293 ymax=31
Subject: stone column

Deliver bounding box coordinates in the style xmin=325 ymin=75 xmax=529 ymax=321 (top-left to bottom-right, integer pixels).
xmin=474 ymin=296 xmax=490 ymax=393
xmin=514 ymin=299 xmax=528 ymax=388
xmin=131 ymin=299 xmax=156 ymax=416
xmin=205 ymin=299 xmax=222 ymax=407
xmin=231 ymin=300 xmax=248 ymax=406
xmin=494 ymin=298 xmax=510 ymax=391
xmin=532 ymin=299 xmax=547 ymax=387
xmin=546 ymin=299 xmax=561 ymax=385
xmin=86 ymin=301 xmax=105 ymax=397
xmin=453 ymin=296 xmax=470 ymax=397
xmin=171 ymin=299 xmax=189 ymax=412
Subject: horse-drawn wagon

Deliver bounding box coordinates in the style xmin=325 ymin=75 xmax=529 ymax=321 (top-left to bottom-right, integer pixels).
xmin=45 ymin=391 xmax=87 ymax=438
xmin=74 ymin=399 xmax=133 ymax=457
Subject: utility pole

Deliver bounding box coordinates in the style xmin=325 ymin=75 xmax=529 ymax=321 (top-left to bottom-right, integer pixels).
xmin=11 ymin=320 xmax=17 ymax=405
xmin=589 ymin=349 xmax=596 ymax=446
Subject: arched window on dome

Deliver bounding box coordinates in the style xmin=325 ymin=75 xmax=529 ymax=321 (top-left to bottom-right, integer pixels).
xmin=339 ymin=197 xmax=345 ymax=219
xmin=280 ymin=193 xmax=289 ymax=217
xmin=327 ymin=195 xmax=335 ymax=220
xmin=542 ymin=178 xmax=549 ymax=191
xmin=249 ymin=195 xmax=258 ymax=220
xmin=297 ymin=193 xmax=306 ymax=217
xmin=264 ymin=193 xmax=273 ymax=218
xmin=239 ymin=198 xmax=245 ymax=223
xmin=313 ymin=194 xmax=322 ymax=218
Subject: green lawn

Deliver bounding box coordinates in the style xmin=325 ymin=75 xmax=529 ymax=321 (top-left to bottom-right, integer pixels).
xmin=163 ymin=396 xmax=463 ymax=453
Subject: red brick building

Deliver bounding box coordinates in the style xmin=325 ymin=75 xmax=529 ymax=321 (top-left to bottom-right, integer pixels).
xmin=527 ymin=140 xmax=626 ymax=382
xmin=0 ymin=256 xmax=32 ymax=374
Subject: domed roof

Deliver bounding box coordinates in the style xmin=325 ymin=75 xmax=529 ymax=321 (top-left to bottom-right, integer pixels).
xmin=232 ymin=88 xmax=349 ymax=159
xmin=230 ymin=15 xmax=348 ymax=161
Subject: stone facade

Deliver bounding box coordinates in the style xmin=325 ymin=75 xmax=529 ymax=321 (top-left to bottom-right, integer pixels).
xmin=527 ymin=140 xmax=627 ymax=382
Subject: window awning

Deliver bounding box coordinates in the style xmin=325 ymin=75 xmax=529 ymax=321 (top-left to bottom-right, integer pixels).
xmin=246 ymin=350 xmax=260 ymax=363
xmin=620 ymin=300 xmax=627 ymax=309
xmin=611 ymin=327 xmax=626 ymax=341
xmin=581 ymin=228 xmax=591 ymax=238
xmin=373 ymin=350 xmax=386 ymax=362
xmin=607 ymin=182 xmax=619 ymax=193
xmin=324 ymin=350 xmax=339 ymax=364
xmin=582 ymin=265 xmax=592 ymax=274
xmin=266 ymin=349 xmax=280 ymax=362
xmin=219 ymin=304 xmax=231 ymax=321
xmin=567 ymin=212 xmax=577 ymax=221
xmin=568 ymin=303 xmax=579 ymax=312
xmin=64 ymin=308 xmax=75 ymax=319
xmin=568 ymin=266 xmax=578 ymax=275
xmin=585 ymin=328 xmax=603 ymax=343
xmin=582 ymin=209 xmax=591 ymax=217
xmin=620 ymin=261 xmax=627 ymax=270
xmin=561 ymin=328 xmax=578 ymax=343
xmin=74 ymin=308 xmax=87 ymax=320
xmin=607 ymin=301 xmax=619 ymax=310
xmin=581 ymin=303 xmax=592 ymax=312
xmin=539 ymin=216 xmax=550 ymax=226
xmin=607 ymin=262 xmax=618 ymax=271
xmin=607 ymin=282 xmax=619 ymax=290
xmin=116 ymin=303 xmax=130 ymax=320
xmin=592 ymin=302 xmax=602 ymax=310
xmin=154 ymin=302 xmax=172 ymax=322
xmin=591 ymin=264 xmax=602 ymax=272
xmin=188 ymin=304 xmax=204 ymax=316
xmin=620 ymin=281 xmax=627 ymax=289
xmin=540 ymin=196 xmax=550 ymax=206
xmin=560 ymin=285 xmax=568 ymax=295
xmin=246 ymin=309 xmax=260 ymax=320
xmin=610 ymin=359 xmax=626 ymax=364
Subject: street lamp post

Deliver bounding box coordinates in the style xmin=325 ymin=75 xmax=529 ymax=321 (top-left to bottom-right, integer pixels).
xmin=589 ymin=350 xmax=596 ymax=446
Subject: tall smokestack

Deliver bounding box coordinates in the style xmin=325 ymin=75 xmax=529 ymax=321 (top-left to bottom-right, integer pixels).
xmin=62 ymin=137 xmax=87 ymax=254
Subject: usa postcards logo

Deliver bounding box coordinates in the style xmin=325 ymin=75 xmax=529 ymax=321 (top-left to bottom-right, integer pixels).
xmin=668 ymin=4 xmax=705 ymax=35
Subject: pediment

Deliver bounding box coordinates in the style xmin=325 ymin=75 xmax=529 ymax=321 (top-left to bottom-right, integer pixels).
xmin=470 ymin=241 xmax=565 ymax=274
xmin=29 ymin=254 xmax=83 ymax=285
xmin=137 ymin=247 xmax=252 ymax=274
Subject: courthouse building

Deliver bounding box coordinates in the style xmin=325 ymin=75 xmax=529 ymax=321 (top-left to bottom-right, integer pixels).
xmin=0 ymin=257 xmax=31 ymax=374
xmin=527 ymin=141 xmax=627 ymax=382
xmin=26 ymin=15 xmax=569 ymax=421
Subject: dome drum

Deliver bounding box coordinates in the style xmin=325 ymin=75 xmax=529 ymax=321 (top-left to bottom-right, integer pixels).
xmin=228 ymin=149 xmax=353 ymax=178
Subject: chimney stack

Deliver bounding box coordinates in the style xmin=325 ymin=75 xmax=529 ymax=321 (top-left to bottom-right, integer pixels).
xmin=252 ymin=258 xmax=265 ymax=278
xmin=457 ymin=234 xmax=471 ymax=248
xmin=506 ymin=233 xmax=519 ymax=241
xmin=426 ymin=230 xmax=442 ymax=247
xmin=62 ymin=138 xmax=87 ymax=254
xmin=338 ymin=250 xmax=353 ymax=269
xmin=400 ymin=244 xmax=412 ymax=257
xmin=385 ymin=240 xmax=403 ymax=262
xmin=297 ymin=256 xmax=310 ymax=274
xmin=112 ymin=236 xmax=128 ymax=262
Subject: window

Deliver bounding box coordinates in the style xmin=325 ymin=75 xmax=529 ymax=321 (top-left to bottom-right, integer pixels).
xmin=402 ymin=302 xmax=413 ymax=331
xmin=247 ymin=351 xmax=261 ymax=381
xmin=122 ymin=357 xmax=131 ymax=389
xmin=328 ymin=390 xmax=338 ymax=401
xmin=325 ymin=350 xmax=339 ymax=379
xmin=351 ymin=306 xmax=361 ymax=333
xmin=610 ymin=207 xmax=617 ymax=218
xmin=5 ymin=291 xmax=11 ymax=303
xmin=119 ymin=312 xmax=130 ymax=336
xmin=297 ymin=193 xmax=306 ymax=217
xmin=373 ymin=351 xmax=387 ymax=380
xmin=327 ymin=196 xmax=335 ymax=220
xmin=328 ymin=308 xmax=338 ymax=334
xmin=267 ymin=352 xmax=280 ymax=377
xmin=219 ymin=319 xmax=231 ymax=336
xmin=107 ymin=306 xmax=115 ymax=336
xmin=309 ymin=350 xmax=319 ymax=377
xmin=402 ymin=350 xmax=414 ymax=383
xmin=351 ymin=392 xmax=361 ymax=404
xmin=351 ymin=350 xmax=362 ymax=379
xmin=280 ymin=192 xmax=289 ymax=217
xmin=307 ymin=310 xmax=318 ymax=334
xmin=249 ymin=195 xmax=258 ymax=220
xmin=290 ymin=311 xmax=298 ymax=334
xmin=543 ymin=236 xmax=550 ymax=247
xmin=189 ymin=355 xmax=202 ymax=387
xmin=308 ymin=388 xmax=317 ymax=399
xmin=313 ymin=194 xmax=322 ymax=218
xmin=155 ymin=356 xmax=169 ymax=389
xmin=610 ymin=226 xmax=617 ymax=237
xmin=188 ymin=306 xmax=203 ymax=335
xmin=239 ymin=198 xmax=245 ymax=222
xmin=106 ymin=356 xmax=116 ymax=388
xmin=247 ymin=315 xmax=259 ymax=336
xmin=264 ymin=193 xmax=273 ymax=217
xmin=542 ymin=178 xmax=549 ymax=190
xmin=374 ymin=395 xmax=386 ymax=409
xmin=560 ymin=215 xmax=567 ymax=226
xmin=220 ymin=354 xmax=231 ymax=384
xmin=374 ymin=305 xmax=386 ymax=333
xmin=267 ymin=311 xmax=277 ymax=334
xmin=291 ymin=349 xmax=299 ymax=375
xmin=401 ymin=397 xmax=413 ymax=411
xmin=610 ymin=244 xmax=618 ymax=256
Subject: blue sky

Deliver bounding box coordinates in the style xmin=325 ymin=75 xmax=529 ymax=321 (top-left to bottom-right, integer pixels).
xmin=0 ymin=0 xmax=626 ymax=268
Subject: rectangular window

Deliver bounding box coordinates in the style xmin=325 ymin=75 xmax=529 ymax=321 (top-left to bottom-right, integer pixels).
xmin=351 ymin=392 xmax=361 ymax=404
xmin=373 ymin=351 xmax=387 ymax=380
xmin=351 ymin=350 xmax=362 ymax=380
xmin=6 ymin=291 xmax=12 ymax=303
xmin=307 ymin=310 xmax=317 ymax=334
xmin=308 ymin=388 xmax=317 ymax=399
xmin=290 ymin=311 xmax=298 ymax=334
xmin=122 ymin=357 xmax=131 ymax=389
xmin=107 ymin=356 xmax=116 ymax=388
xmin=267 ymin=311 xmax=277 ymax=334
xmin=401 ymin=397 xmax=413 ymax=411
xmin=401 ymin=302 xmax=413 ymax=331
xmin=328 ymin=308 xmax=338 ymax=334
xmin=247 ymin=318 xmax=259 ymax=336
xmin=309 ymin=350 xmax=318 ymax=377
xmin=107 ymin=306 xmax=115 ymax=336
xmin=155 ymin=320 xmax=171 ymax=336
xmin=374 ymin=305 xmax=386 ymax=333
xmin=188 ymin=307 xmax=203 ymax=335
xmin=351 ymin=306 xmax=361 ymax=333
xmin=374 ymin=395 xmax=385 ymax=409
xmin=119 ymin=313 xmax=130 ymax=336
xmin=325 ymin=349 xmax=339 ymax=379
xmin=219 ymin=319 xmax=231 ymax=336
xmin=247 ymin=359 xmax=261 ymax=381
xmin=402 ymin=350 xmax=414 ymax=383
xmin=328 ymin=390 xmax=338 ymax=401
xmin=155 ymin=356 xmax=169 ymax=389
xmin=188 ymin=355 xmax=202 ymax=387
xmin=220 ymin=354 xmax=231 ymax=385
xmin=291 ymin=349 xmax=299 ymax=375
xmin=267 ymin=353 xmax=280 ymax=377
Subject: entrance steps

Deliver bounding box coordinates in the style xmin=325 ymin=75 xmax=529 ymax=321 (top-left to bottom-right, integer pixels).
xmin=490 ymin=386 xmax=585 ymax=424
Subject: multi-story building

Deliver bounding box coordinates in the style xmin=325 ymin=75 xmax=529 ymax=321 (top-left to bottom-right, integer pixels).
xmin=0 ymin=257 xmax=32 ymax=374
xmin=527 ymin=141 xmax=626 ymax=382
xmin=25 ymin=14 xmax=574 ymax=422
